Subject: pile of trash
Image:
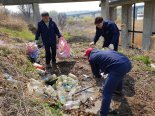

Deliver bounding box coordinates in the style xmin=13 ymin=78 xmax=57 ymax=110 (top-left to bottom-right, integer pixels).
xmin=27 ymin=73 xmax=96 ymax=110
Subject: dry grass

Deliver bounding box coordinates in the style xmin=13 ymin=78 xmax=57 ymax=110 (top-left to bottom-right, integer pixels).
xmin=0 ymin=8 xmax=27 ymax=31
xmin=0 ymin=34 xmax=63 ymax=115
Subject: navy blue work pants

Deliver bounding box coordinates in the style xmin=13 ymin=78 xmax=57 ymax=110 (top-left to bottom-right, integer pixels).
xmin=100 ymin=61 xmax=132 ymax=116
xmin=44 ymin=44 xmax=56 ymax=64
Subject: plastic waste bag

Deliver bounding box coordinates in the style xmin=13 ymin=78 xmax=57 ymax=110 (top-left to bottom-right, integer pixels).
xmin=57 ymin=37 xmax=70 ymax=59
xmin=26 ymin=42 xmax=39 ymax=62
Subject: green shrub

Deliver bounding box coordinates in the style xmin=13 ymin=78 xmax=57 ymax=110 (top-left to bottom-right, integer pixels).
xmin=135 ymin=55 xmax=151 ymax=65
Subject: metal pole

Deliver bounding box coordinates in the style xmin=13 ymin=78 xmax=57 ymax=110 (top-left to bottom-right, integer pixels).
xmin=132 ymin=3 xmax=136 ymax=48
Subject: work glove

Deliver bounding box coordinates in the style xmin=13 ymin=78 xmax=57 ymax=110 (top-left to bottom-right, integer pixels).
xmin=89 ymin=42 xmax=95 ymax=46
xmin=108 ymin=44 xmax=114 ymax=50
xmin=34 ymin=40 xmax=38 ymax=44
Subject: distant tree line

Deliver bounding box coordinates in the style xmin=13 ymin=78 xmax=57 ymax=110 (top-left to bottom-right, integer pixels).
xmin=18 ymin=5 xmax=67 ymax=30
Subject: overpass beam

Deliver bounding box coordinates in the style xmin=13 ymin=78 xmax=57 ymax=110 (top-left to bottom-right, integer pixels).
xmin=121 ymin=4 xmax=132 ymax=49
xmin=32 ymin=3 xmax=41 ymax=26
xmin=101 ymin=0 xmax=109 ymax=20
xmin=142 ymin=1 xmax=154 ymax=50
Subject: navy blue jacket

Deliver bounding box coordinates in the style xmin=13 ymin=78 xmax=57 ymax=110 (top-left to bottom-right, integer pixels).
xmin=35 ymin=19 xmax=61 ymax=46
xmin=89 ymin=49 xmax=130 ymax=77
xmin=94 ymin=20 xmax=119 ymax=51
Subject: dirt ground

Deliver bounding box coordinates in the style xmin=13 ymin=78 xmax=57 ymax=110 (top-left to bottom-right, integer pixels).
xmin=37 ymin=36 xmax=155 ymax=116
xmin=1 ymin=33 xmax=155 ymax=116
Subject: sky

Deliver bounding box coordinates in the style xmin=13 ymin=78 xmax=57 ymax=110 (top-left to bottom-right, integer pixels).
xmin=5 ymin=1 xmax=100 ymax=13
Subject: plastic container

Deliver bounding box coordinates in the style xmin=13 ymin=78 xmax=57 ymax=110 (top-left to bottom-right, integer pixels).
xmin=37 ymin=69 xmax=46 ymax=76
xmin=44 ymin=85 xmax=57 ymax=97
xmin=27 ymin=79 xmax=44 ymax=96
xmin=63 ymin=100 xmax=80 ymax=110
xmin=3 ymin=73 xmax=17 ymax=83
xmin=68 ymin=73 xmax=77 ymax=80
xmin=57 ymin=87 xmax=67 ymax=104
xmin=33 ymin=63 xmax=44 ymax=70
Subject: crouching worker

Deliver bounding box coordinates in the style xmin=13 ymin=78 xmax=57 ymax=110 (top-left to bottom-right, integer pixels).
xmin=89 ymin=17 xmax=120 ymax=51
xmin=35 ymin=12 xmax=62 ymax=68
xmin=84 ymin=48 xmax=132 ymax=116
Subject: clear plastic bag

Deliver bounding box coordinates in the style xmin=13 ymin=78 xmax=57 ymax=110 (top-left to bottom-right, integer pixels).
xmin=57 ymin=37 xmax=70 ymax=59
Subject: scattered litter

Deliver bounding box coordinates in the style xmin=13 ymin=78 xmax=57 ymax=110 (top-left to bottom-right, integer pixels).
xmin=27 ymin=78 xmax=57 ymax=98
xmin=44 ymin=85 xmax=57 ymax=97
xmin=3 ymin=73 xmax=19 ymax=88
xmin=74 ymin=86 xmax=95 ymax=95
xmin=150 ymin=64 xmax=155 ymax=69
xmin=33 ymin=63 xmax=44 ymax=70
xmin=56 ymin=74 xmax=78 ymax=92
xmin=63 ymin=100 xmax=80 ymax=110
xmin=3 ymin=73 xmax=17 ymax=83
xmin=27 ymin=79 xmax=45 ymax=96
xmin=68 ymin=73 xmax=77 ymax=80
xmin=45 ymin=79 xmax=58 ymax=86
xmin=82 ymin=74 xmax=91 ymax=81
xmin=37 ymin=68 xmax=46 ymax=76
xmin=27 ymin=73 xmax=97 ymax=111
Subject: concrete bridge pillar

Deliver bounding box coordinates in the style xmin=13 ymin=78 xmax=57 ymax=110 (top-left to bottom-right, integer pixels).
xmin=152 ymin=1 xmax=155 ymax=33
xmin=121 ymin=4 xmax=132 ymax=49
xmin=101 ymin=0 xmax=109 ymax=20
xmin=109 ymin=7 xmax=116 ymax=22
xmin=32 ymin=3 xmax=41 ymax=26
xmin=142 ymin=1 xmax=154 ymax=50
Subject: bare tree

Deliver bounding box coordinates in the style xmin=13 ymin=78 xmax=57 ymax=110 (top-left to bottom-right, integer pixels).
xmin=49 ymin=11 xmax=58 ymax=24
xmin=58 ymin=13 xmax=67 ymax=31
xmin=18 ymin=5 xmax=32 ymax=21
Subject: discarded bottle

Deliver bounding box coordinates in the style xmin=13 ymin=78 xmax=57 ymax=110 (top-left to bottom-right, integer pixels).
xmin=57 ymin=87 xmax=67 ymax=104
xmin=82 ymin=74 xmax=91 ymax=81
xmin=27 ymin=79 xmax=44 ymax=96
xmin=37 ymin=68 xmax=46 ymax=76
xmin=63 ymin=100 xmax=80 ymax=110
xmin=3 ymin=73 xmax=17 ymax=83
xmin=151 ymin=64 xmax=155 ymax=69
xmin=68 ymin=73 xmax=77 ymax=80
xmin=33 ymin=63 xmax=44 ymax=70
xmin=44 ymin=85 xmax=57 ymax=97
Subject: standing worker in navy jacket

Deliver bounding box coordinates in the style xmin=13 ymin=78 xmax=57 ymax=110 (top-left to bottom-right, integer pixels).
xmin=90 ymin=17 xmax=120 ymax=51
xmin=84 ymin=48 xmax=132 ymax=116
xmin=35 ymin=12 xmax=62 ymax=68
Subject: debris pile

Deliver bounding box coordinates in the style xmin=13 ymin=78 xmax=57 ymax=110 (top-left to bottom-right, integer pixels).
xmin=25 ymin=72 xmax=97 ymax=114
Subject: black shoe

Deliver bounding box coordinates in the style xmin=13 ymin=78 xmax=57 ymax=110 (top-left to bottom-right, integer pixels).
xmin=52 ymin=61 xmax=56 ymax=65
xmin=109 ymin=109 xmax=119 ymax=115
xmin=113 ymin=91 xmax=123 ymax=96
xmin=97 ymin=109 xmax=119 ymax=116
xmin=46 ymin=64 xmax=52 ymax=68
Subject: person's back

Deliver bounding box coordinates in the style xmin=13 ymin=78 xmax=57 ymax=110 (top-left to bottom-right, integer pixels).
xmin=89 ymin=49 xmax=130 ymax=73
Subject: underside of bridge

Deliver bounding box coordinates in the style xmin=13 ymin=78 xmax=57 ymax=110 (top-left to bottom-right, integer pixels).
xmin=0 ymin=0 xmax=98 ymax=5
xmin=0 ymin=0 xmax=155 ymax=50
